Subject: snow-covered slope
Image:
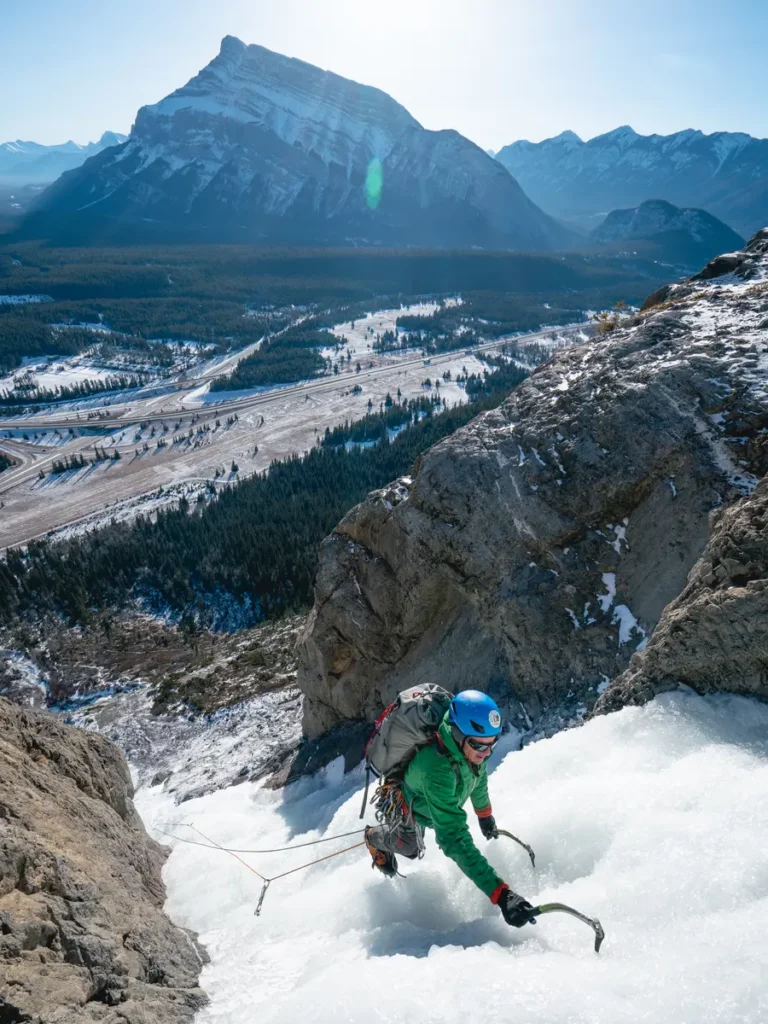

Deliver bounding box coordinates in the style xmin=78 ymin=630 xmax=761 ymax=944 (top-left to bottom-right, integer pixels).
xmin=0 ymin=131 xmax=127 ymax=182
xmin=17 ymin=37 xmax=570 ymax=249
xmin=137 ymin=690 xmax=768 ymax=1023
xmin=495 ymin=126 xmax=768 ymax=237
xmin=590 ymin=198 xmax=745 ymax=267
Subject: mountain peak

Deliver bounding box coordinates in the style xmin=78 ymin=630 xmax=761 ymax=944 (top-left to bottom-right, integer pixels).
xmin=15 ymin=38 xmax=568 ymax=249
xmin=219 ymin=34 xmax=247 ymax=55
xmin=97 ymin=131 xmax=128 ymax=147
xmin=600 ymin=125 xmax=638 ymax=143
xmin=552 ymin=130 xmax=582 ymax=144
xmin=494 ymin=125 xmax=768 ymax=237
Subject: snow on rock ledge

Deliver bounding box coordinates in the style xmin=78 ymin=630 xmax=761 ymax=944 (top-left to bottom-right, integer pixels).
xmin=298 ymin=230 xmax=768 ymax=737
xmin=594 ymin=475 xmax=768 ymax=714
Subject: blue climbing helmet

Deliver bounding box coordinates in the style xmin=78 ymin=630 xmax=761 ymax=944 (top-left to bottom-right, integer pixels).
xmin=448 ymin=690 xmax=502 ymax=738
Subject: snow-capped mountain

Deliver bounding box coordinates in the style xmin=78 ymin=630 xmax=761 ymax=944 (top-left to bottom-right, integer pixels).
xmin=590 ymin=198 xmax=744 ymax=267
xmin=495 ymin=126 xmax=768 ymax=238
xmin=0 ymin=131 xmax=127 ymax=182
xmin=16 ymin=37 xmax=570 ymax=249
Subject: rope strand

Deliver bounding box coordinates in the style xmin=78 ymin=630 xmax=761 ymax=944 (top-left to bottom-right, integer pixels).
xmin=152 ymin=823 xmax=368 ymax=916
xmin=153 ymin=822 xmax=365 ymax=854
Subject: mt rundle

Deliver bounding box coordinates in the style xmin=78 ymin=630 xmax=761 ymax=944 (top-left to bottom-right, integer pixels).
xmin=1 ymin=18 xmax=767 ymax=1024
xmin=16 ymin=37 xmax=568 ymax=249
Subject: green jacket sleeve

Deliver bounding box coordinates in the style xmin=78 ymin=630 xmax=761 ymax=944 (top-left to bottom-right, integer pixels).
xmin=470 ymin=767 xmax=492 ymax=817
xmin=419 ymin=756 xmax=505 ymax=899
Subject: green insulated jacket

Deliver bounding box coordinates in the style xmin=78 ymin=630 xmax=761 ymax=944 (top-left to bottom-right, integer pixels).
xmin=401 ymin=713 xmax=505 ymax=900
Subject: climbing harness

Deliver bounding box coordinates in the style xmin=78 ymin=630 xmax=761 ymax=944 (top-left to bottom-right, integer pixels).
xmin=371 ymin=779 xmax=426 ymax=857
xmin=153 ymin=822 xmax=365 ymax=916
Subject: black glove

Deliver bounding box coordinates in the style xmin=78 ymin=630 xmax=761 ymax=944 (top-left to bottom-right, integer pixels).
xmin=498 ymin=889 xmax=537 ymax=928
xmin=478 ymin=814 xmax=498 ymax=840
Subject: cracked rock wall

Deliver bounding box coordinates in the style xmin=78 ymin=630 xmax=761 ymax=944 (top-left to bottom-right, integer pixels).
xmin=0 ymin=696 xmax=207 ymax=1023
xmin=298 ymin=230 xmax=768 ymax=737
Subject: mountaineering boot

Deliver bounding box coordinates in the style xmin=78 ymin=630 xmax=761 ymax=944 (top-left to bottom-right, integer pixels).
xmin=364 ymin=826 xmax=398 ymax=878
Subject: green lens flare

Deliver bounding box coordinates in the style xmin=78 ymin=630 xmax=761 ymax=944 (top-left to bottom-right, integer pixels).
xmin=365 ymin=158 xmax=383 ymax=210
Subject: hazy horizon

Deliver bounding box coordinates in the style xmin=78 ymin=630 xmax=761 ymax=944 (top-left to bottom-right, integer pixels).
xmin=2 ymin=0 xmax=767 ymax=149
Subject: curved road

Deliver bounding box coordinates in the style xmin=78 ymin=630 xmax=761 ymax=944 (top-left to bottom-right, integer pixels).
xmin=0 ymin=328 xmax=580 ymax=534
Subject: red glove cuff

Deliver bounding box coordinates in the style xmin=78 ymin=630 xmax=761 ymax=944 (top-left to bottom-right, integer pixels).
xmin=474 ymin=805 xmax=493 ymax=819
xmin=490 ymin=883 xmax=509 ymax=905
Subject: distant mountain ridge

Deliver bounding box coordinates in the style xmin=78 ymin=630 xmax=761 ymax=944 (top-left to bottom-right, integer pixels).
xmin=495 ymin=126 xmax=768 ymax=238
xmin=15 ymin=37 xmax=570 ymax=250
xmin=590 ymin=198 xmax=745 ymax=268
xmin=0 ymin=132 xmax=127 ymax=182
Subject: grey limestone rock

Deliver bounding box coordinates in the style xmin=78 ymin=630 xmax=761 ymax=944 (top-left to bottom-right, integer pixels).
xmin=0 ymin=697 xmax=207 ymax=1023
xmin=298 ymin=232 xmax=768 ymax=738
xmin=593 ymin=477 xmax=768 ymax=714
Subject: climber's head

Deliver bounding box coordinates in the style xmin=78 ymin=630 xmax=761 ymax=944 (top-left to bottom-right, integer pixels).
xmin=448 ymin=690 xmax=502 ymax=765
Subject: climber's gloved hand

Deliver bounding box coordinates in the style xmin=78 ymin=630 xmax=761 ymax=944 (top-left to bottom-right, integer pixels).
xmin=478 ymin=814 xmax=499 ymax=840
xmin=498 ymin=889 xmax=537 ymax=928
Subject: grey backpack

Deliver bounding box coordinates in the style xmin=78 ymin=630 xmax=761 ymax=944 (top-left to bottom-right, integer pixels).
xmin=359 ymin=684 xmax=453 ymax=817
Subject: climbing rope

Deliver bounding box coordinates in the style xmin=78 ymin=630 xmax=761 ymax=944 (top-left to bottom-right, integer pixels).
xmin=153 ymin=821 xmax=365 ymax=854
xmin=152 ymin=822 xmax=366 ymax=915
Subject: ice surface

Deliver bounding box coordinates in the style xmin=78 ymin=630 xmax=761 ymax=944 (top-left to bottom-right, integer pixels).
xmin=136 ymin=691 xmax=768 ymax=1024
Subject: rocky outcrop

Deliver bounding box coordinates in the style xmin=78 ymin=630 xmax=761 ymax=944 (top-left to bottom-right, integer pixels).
xmin=593 ymin=478 xmax=768 ymax=714
xmin=0 ymin=696 xmax=206 ymax=1023
xmin=297 ymin=232 xmax=768 ymax=737
xmin=16 ymin=38 xmax=569 ymax=250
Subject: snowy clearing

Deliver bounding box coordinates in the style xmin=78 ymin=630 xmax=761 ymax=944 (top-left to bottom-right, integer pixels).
xmin=0 ymin=293 xmax=53 ymax=305
xmin=0 ymin=358 xmax=116 ymax=394
xmin=325 ymin=299 xmax=461 ymax=361
xmin=137 ymin=690 xmax=768 ymax=1024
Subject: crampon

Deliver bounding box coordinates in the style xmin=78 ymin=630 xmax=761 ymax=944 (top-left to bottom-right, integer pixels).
xmin=364 ymin=826 xmax=398 ymax=878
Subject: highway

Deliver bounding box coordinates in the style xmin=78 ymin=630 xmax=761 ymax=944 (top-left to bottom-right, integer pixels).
xmin=0 ymin=326 xmax=580 ymax=543
xmin=0 ymin=328 xmax=561 ymax=434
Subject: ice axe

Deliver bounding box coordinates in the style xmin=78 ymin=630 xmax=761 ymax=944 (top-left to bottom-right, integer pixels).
xmin=495 ymin=831 xmax=604 ymax=951
xmin=496 ymin=828 xmax=536 ymax=868
xmin=529 ymin=902 xmax=605 ymax=953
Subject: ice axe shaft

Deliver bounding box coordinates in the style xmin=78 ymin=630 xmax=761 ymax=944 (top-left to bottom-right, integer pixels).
xmin=496 ymin=828 xmax=536 ymax=868
xmin=531 ymin=902 xmax=605 ymax=953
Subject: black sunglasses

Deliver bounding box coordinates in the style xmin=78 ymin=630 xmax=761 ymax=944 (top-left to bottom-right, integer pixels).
xmin=465 ymin=735 xmax=499 ymax=753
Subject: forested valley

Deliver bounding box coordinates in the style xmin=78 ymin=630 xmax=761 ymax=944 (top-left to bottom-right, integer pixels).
xmin=0 ymin=360 xmax=527 ymax=628
xmin=1 ymin=242 xmax=665 ymax=386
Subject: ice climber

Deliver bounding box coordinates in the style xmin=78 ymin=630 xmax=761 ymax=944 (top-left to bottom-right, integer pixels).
xmin=364 ymin=690 xmax=537 ymax=928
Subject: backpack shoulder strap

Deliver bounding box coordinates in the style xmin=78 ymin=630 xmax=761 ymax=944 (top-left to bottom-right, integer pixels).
xmin=433 ymin=734 xmax=461 ymax=788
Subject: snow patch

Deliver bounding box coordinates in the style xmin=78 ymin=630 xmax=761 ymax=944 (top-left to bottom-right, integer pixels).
xmin=0 ymin=293 xmax=53 ymax=305
xmin=598 ymin=572 xmax=616 ymax=612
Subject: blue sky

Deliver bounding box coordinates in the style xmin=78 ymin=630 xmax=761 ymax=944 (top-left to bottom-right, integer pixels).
xmin=2 ymin=0 xmax=767 ymax=149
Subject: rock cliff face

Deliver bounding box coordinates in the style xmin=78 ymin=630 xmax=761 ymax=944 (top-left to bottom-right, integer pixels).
xmin=17 ymin=37 xmax=568 ymax=250
xmin=297 ymin=230 xmax=768 ymax=737
xmin=594 ymin=477 xmax=768 ymax=714
xmin=0 ymin=697 xmax=206 ymax=1023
